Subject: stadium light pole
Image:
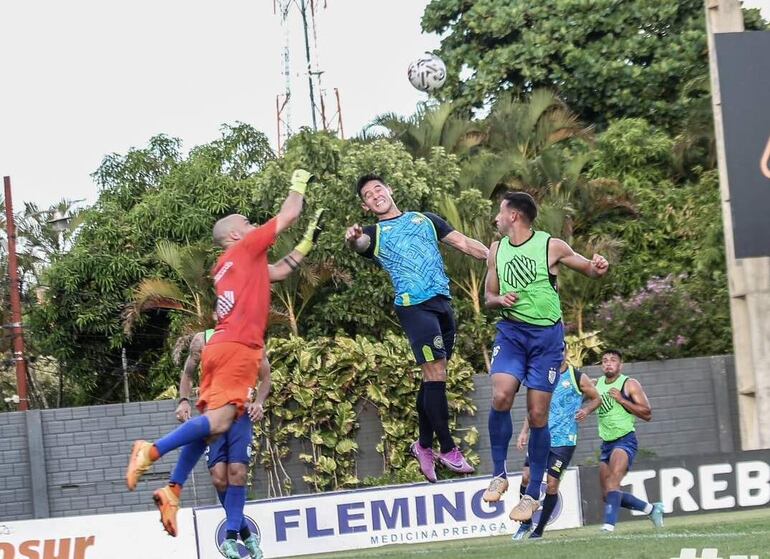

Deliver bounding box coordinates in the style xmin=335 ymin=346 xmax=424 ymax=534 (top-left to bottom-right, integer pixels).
xmin=3 ymin=176 xmax=30 ymax=411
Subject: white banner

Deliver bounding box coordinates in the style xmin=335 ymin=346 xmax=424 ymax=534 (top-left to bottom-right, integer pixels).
xmin=0 ymin=509 xmax=197 ymax=559
xmin=194 ymin=470 xmax=582 ymax=558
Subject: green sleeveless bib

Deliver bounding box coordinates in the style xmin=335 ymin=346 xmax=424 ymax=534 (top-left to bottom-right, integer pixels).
xmin=204 ymin=329 xmax=215 ymax=343
xmin=596 ymin=374 xmax=636 ymax=441
xmin=495 ymin=230 xmax=561 ymax=326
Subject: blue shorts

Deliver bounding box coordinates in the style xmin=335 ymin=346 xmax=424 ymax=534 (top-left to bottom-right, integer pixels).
xmin=600 ymin=431 xmax=638 ymax=468
xmin=489 ymin=319 xmax=564 ymax=392
xmin=524 ymin=445 xmax=576 ymax=480
xmin=205 ymin=413 xmax=253 ymax=468
xmin=394 ymin=295 xmax=456 ymax=365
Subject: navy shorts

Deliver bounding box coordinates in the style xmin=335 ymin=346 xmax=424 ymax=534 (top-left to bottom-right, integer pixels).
xmin=489 ymin=319 xmax=564 ymax=392
xmin=524 ymin=445 xmax=576 ymax=480
xmin=205 ymin=413 xmax=253 ymax=468
xmin=394 ymin=295 xmax=456 ymax=365
xmin=600 ymin=431 xmax=638 ymax=468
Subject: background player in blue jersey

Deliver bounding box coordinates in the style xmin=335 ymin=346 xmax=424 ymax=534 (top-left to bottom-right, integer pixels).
xmin=345 ymin=174 xmax=489 ymax=482
xmin=511 ymin=359 xmax=600 ymax=540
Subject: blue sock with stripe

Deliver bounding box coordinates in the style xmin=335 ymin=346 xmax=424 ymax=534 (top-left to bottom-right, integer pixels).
xmin=488 ymin=408 xmax=512 ymax=477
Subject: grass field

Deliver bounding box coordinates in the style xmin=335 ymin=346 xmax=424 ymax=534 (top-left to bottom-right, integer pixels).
xmin=304 ymin=508 xmax=770 ymax=559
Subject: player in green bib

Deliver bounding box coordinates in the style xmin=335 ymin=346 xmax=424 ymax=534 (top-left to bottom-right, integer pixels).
xmin=597 ymin=349 xmax=663 ymax=532
xmin=483 ymin=191 xmax=609 ymax=523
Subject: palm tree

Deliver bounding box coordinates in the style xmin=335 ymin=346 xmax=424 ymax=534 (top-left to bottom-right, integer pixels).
xmin=460 ymin=89 xmax=595 ymax=199
xmin=366 ymin=101 xmax=483 ymax=160
xmin=437 ymin=194 xmax=496 ymax=371
xmin=123 ymin=241 xmax=215 ymax=337
xmin=269 ymin=235 xmax=350 ymax=337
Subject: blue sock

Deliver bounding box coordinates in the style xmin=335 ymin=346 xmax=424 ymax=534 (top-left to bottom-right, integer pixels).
xmin=169 ymin=438 xmax=207 ymax=486
xmin=488 ymin=408 xmax=512 ymax=477
xmin=525 ymin=425 xmax=550 ymax=499
xmin=218 ymin=487 xmax=249 ymax=532
xmin=154 ymin=415 xmax=212 ymax=457
xmin=621 ymin=492 xmax=651 ymax=513
xmin=224 ymin=485 xmax=247 ymax=533
xmin=604 ymin=490 xmax=622 ymax=526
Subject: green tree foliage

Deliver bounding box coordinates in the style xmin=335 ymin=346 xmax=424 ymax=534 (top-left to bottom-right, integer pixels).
xmin=29 ymin=126 xmax=470 ymax=404
xmin=586 ymin=119 xmax=731 ymax=356
xmin=29 ymin=124 xmax=275 ymax=405
xmin=422 ymin=0 xmax=767 ymax=130
xmin=256 ymin=333 xmax=478 ymax=495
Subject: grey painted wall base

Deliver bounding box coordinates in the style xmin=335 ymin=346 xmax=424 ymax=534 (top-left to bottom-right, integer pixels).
xmin=0 ymin=355 xmax=740 ymax=521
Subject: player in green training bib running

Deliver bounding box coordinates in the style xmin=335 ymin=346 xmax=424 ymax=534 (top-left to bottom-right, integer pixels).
xmin=597 ymin=349 xmax=664 ymax=532
xmin=482 ymin=191 xmax=609 ymax=523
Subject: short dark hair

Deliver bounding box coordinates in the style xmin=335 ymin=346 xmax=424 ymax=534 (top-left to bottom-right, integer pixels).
xmin=502 ymin=191 xmax=538 ymax=223
xmin=355 ymin=173 xmax=386 ymax=199
xmin=602 ymin=348 xmax=623 ymax=361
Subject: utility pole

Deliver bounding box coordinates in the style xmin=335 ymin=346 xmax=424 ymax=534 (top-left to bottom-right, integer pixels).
xmin=3 ymin=176 xmax=29 ymax=411
xmin=705 ymin=0 xmax=770 ymax=449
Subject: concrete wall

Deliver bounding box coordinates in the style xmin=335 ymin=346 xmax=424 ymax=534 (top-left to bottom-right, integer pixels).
xmin=0 ymin=401 xmax=218 ymax=522
xmin=0 ymin=355 xmax=738 ymax=521
xmin=468 ymin=355 xmax=738 ymax=475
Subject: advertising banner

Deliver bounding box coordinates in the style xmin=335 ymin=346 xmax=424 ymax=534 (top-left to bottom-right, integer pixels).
xmin=0 ymin=509 xmax=197 ymax=559
xmin=194 ymin=470 xmax=582 ymax=558
xmin=714 ymin=31 xmax=770 ymax=259
xmin=578 ymin=449 xmax=770 ymax=524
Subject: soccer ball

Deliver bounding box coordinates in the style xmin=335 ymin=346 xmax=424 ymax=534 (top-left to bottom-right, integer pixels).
xmin=407 ymin=53 xmax=447 ymax=93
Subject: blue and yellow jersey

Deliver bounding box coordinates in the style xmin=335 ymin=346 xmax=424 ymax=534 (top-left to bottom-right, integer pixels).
xmin=362 ymin=211 xmax=453 ymax=306
xmin=548 ymin=366 xmax=584 ymax=447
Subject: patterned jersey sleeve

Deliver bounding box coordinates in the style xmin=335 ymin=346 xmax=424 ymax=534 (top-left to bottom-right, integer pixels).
xmin=424 ymin=212 xmax=454 ymax=240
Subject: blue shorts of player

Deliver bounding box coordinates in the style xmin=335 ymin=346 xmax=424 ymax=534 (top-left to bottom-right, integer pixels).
xmin=394 ymin=295 xmax=456 ymax=365
xmin=600 ymin=431 xmax=638 ymax=468
xmin=489 ymin=319 xmax=564 ymax=393
xmin=205 ymin=413 xmax=253 ymax=468
xmin=524 ymin=445 xmax=576 ymax=480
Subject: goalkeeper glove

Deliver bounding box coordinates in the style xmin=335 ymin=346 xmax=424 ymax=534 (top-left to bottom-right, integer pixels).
xmin=289 ymin=169 xmax=315 ymax=196
xmin=295 ymin=208 xmax=325 ymax=256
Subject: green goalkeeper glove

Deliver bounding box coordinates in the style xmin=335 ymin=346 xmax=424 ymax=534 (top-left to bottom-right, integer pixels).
xmin=295 ymin=208 xmax=325 ymax=256
xmin=289 ymin=169 xmax=315 ymax=196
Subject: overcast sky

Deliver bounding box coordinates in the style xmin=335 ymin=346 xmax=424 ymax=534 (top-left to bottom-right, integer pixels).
xmin=1 ymin=0 xmax=768 ymax=211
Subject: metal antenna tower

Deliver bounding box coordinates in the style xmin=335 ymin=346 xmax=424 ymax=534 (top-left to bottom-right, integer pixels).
xmin=273 ymin=0 xmax=344 ymax=153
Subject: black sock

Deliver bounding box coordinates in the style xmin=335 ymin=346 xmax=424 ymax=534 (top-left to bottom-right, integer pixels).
xmin=533 ymin=493 xmax=558 ymax=536
xmin=239 ymin=526 xmax=251 ymax=541
xmin=416 ymin=382 xmax=433 ymax=448
xmin=226 ymin=530 xmax=238 ymax=541
xmin=519 ymin=484 xmax=527 ymax=498
xmin=423 ymin=381 xmax=454 ymax=453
